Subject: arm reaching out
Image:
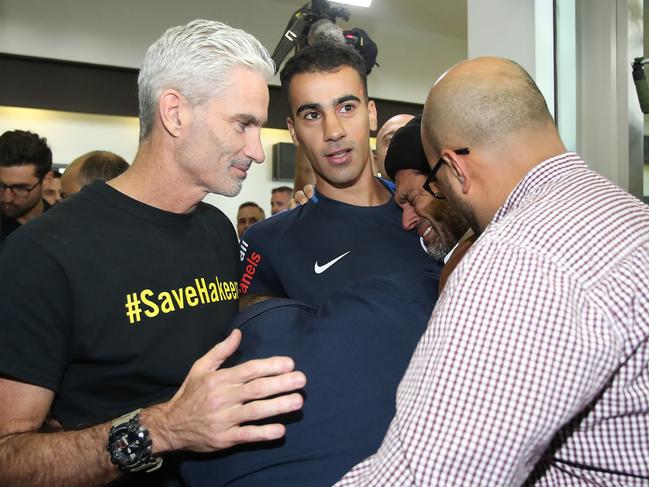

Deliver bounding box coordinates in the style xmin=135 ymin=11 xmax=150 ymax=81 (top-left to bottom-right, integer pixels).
xmin=0 ymin=329 xmax=306 ymax=486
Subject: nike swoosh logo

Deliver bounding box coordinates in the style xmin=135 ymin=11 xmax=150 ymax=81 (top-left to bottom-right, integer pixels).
xmin=314 ymin=251 xmax=351 ymax=274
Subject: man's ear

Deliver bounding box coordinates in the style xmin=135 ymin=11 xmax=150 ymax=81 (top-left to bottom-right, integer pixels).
xmin=286 ymin=117 xmax=299 ymax=147
xmin=441 ymin=149 xmax=471 ymax=194
xmin=367 ymin=100 xmax=378 ymax=132
xmin=158 ymin=89 xmax=185 ymax=137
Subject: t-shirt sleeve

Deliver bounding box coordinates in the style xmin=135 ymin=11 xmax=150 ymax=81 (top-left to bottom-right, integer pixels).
xmin=238 ymin=224 xmax=286 ymax=298
xmin=0 ymin=233 xmax=72 ymax=392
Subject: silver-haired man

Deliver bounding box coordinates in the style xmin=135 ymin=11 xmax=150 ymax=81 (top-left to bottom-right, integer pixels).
xmin=0 ymin=20 xmax=305 ymax=487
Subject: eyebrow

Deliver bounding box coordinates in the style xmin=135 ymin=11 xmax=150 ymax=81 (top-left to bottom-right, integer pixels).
xmin=233 ymin=113 xmax=264 ymax=127
xmin=295 ymin=94 xmax=362 ymax=116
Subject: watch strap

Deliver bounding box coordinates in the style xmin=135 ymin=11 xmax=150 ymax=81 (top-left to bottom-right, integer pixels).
xmin=110 ymin=408 xmax=142 ymax=427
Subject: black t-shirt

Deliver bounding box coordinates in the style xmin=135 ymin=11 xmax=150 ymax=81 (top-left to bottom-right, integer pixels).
xmin=239 ymin=179 xmax=441 ymax=306
xmin=0 ymin=181 xmax=240 ymax=429
xmin=0 ymin=198 xmax=51 ymax=242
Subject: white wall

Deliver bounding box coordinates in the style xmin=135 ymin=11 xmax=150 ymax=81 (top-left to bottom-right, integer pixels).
xmin=0 ymin=0 xmax=466 ymax=104
xmin=467 ymin=0 xmax=644 ymax=197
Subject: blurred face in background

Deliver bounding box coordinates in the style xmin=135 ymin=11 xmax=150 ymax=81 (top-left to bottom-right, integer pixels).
xmin=43 ymin=175 xmax=62 ymax=205
xmin=0 ymin=164 xmax=50 ymax=219
xmin=237 ymin=205 xmax=265 ymax=238
xmin=374 ymin=114 xmax=414 ymax=178
xmin=270 ymin=191 xmax=291 ymax=214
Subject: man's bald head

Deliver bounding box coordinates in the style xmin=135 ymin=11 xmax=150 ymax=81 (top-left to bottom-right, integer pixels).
xmin=61 ymin=151 xmax=128 ymax=199
xmin=422 ymin=57 xmax=556 ymax=153
xmin=374 ymin=114 xmax=415 ymax=178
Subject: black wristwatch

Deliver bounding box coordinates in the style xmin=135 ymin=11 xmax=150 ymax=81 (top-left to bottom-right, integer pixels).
xmin=107 ymin=409 xmax=163 ymax=473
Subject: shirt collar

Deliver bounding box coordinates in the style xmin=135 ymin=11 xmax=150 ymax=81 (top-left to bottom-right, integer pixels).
xmin=491 ymin=152 xmax=585 ymax=226
xmin=444 ymin=228 xmax=475 ymax=264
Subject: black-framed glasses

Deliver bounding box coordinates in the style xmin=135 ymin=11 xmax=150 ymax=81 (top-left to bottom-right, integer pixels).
xmin=0 ymin=179 xmax=42 ymax=198
xmin=422 ymin=148 xmax=470 ymax=199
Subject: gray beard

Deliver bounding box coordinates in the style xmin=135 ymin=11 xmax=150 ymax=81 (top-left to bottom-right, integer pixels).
xmin=425 ymin=235 xmax=456 ymax=262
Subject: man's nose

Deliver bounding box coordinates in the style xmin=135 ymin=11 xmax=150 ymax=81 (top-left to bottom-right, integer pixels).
xmin=2 ymin=188 xmax=14 ymax=204
xmin=401 ymin=205 xmax=418 ymax=231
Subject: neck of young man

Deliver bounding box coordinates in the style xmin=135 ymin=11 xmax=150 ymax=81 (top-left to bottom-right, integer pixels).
xmin=315 ymin=156 xmax=391 ymax=207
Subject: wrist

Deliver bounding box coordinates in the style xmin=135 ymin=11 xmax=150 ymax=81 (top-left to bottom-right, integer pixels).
xmin=138 ymin=403 xmax=175 ymax=455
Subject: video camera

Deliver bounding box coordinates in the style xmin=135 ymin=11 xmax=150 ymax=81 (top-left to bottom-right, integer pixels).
xmin=270 ymin=0 xmax=378 ymax=75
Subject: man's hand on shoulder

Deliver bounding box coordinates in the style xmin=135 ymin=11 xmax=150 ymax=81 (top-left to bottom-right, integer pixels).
xmin=143 ymin=329 xmax=306 ymax=453
xmin=290 ymin=184 xmax=314 ymax=208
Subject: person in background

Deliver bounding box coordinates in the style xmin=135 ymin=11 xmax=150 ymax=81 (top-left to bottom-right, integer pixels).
xmin=337 ymin=56 xmax=649 ymax=486
xmin=236 ymin=201 xmax=265 ymax=239
xmin=0 ymin=129 xmax=53 ymax=242
xmin=0 ymin=19 xmax=305 ymax=487
xmin=61 ymin=150 xmax=128 ymax=199
xmin=42 ymin=170 xmax=62 ymax=206
xmin=270 ymin=185 xmax=292 ymax=214
xmin=372 ymin=113 xmax=414 ymax=179
xmin=77 ymin=151 xmax=129 ymax=187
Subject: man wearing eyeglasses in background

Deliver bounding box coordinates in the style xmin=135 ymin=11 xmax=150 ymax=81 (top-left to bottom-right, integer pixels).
xmin=0 ymin=130 xmax=53 ymax=242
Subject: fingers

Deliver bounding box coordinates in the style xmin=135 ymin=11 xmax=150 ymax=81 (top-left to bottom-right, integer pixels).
xmin=239 ymin=391 xmax=304 ymax=422
xmin=213 ymin=355 xmax=297 ymax=386
xmin=195 ymin=329 xmax=242 ymax=372
xmin=229 ymin=424 xmax=287 ymax=445
xmin=290 ymin=184 xmax=315 ymax=208
xmin=293 ymin=191 xmax=308 ymax=205
xmin=223 ymin=391 xmax=304 ymax=444
xmin=239 ymin=371 xmax=306 ymax=402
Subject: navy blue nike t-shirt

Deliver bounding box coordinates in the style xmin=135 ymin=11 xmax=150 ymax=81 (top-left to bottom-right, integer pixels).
xmin=239 ymin=180 xmax=440 ymax=306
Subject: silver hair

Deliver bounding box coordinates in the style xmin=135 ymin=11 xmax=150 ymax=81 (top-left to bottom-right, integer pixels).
xmin=137 ymin=19 xmax=275 ymax=139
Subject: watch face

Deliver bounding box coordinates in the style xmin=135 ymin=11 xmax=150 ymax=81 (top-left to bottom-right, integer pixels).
xmin=116 ymin=430 xmax=145 ymax=466
xmin=109 ymin=421 xmax=153 ymax=469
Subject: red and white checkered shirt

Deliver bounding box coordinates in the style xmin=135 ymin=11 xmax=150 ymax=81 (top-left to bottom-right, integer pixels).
xmin=336 ymin=153 xmax=649 ymax=486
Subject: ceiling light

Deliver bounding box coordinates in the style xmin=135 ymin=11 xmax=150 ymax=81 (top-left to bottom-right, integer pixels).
xmin=329 ymin=0 xmax=372 ymax=7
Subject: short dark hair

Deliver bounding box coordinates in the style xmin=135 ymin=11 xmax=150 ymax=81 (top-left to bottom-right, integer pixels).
xmin=0 ymin=130 xmax=53 ymax=179
xmin=238 ymin=201 xmax=263 ymax=211
xmin=272 ymin=186 xmax=293 ymax=196
xmin=77 ymin=152 xmax=129 ymax=186
xmin=52 ymin=170 xmax=62 ymax=179
xmin=280 ymin=41 xmax=368 ymax=108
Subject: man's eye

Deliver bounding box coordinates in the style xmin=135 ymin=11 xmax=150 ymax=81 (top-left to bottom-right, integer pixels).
xmin=340 ymin=104 xmax=355 ymax=113
xmin=304 ymin=112 xmax=320 ymax=121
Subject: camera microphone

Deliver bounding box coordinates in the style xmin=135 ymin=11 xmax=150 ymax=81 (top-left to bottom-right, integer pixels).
xmin=307 ymin=18 xmax=345 ymax=45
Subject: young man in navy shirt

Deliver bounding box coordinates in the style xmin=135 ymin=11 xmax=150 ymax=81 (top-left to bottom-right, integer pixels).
xmin=239 ymin=41 xmax=439 ymax=308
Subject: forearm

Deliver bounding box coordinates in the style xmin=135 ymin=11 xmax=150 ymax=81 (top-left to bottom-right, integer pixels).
xmin=0 ymin=423 xmax=120 ymax=487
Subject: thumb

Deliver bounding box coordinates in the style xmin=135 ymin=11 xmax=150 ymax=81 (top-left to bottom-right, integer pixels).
xmin=304 ymin=184 xmax=314 ymax=199
xmin=198 ymin=329 xmax=242 ymax=372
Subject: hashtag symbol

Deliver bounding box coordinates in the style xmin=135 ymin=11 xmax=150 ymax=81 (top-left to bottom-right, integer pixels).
xmin=125 ymin=292 xmax=142 ymax=324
